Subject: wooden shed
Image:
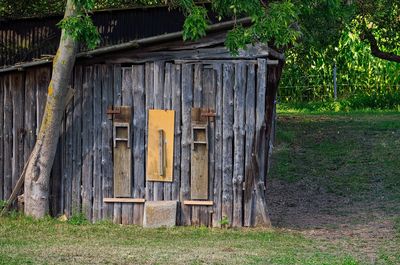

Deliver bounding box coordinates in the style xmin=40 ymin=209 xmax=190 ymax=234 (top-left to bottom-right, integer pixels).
xmin=0 ymin=7 xmax=284 ymax=227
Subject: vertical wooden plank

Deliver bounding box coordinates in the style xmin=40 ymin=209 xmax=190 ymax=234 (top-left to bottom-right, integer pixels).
xmin=232 ymin=63 xmax=246 ymax=227
xmin=163 ymin=63 xmax=173 ymax=201
xmin=212 ymin=64 xmax=223 ymax=227
xmin=253 ymin=58 xmax=271 ymax=227
xmin=64 ymin=85 xmax=73 ymax=217
xmin=145 ymin=62 xmax=154 ymax=202
xmin=244 ymin=64 xmax=256 ymax=227
xmin=222 ymin=64 xmax=234 ymax=226
xmin=121 ymin=67 xmax=133 ymax=225
xmin=153 ymin=61 xmax=164 ymax=201
xmin=36 ymin=67 xmax=50 ymax=135
xmin=50 ymin=139 xmax=62 ymax=216
xmin=132 ymin=64 xmax=145 ymax=225
xmin=0 ymin=76 xmax=4 ymax=200
xmin=72 ymin=65 xmax=83 ymax=215
xmin=202 ymin=66 xmax=216 ymax=227
xmin=82 ymin=66 xmax=94 ymax=221
xmin=191 ymin=64 xmax=203 ymax=226
xmin=11 ymin=73 xmax=24 ymax=192
xmin=92 ymin=65 xmax=103 ymax=222
xmin=102 ymin=64 xmax=114 ymax=221
xmin=180 ymin=64 xmax=193 ymax=225
xmin=24 ymin=70 xmax=36 ymax=163
xmin=3 ymin=76 xmax=12 ymax=200
xmin=112 ymin=65 xmax=122 ymax=224
xmin=171 ymin=64 xmax=182 ymax=202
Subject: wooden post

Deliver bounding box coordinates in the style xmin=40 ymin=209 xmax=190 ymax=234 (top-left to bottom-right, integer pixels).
xmin=132 ymin=64 xmax=145 ymax=225
xmin=232 ymin=62 xmax=246 ymax=227
xmin=180 ymin=64 xmax=193 ymax=225
xmin=222 ymin=64 xmax=234 ymax=226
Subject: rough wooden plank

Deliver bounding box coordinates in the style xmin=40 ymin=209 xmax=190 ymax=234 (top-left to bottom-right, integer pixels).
xmin=82 ymin=66 xmax=94 ymax=220
xmin=163 ymin=63 xmax=173 ymax=201
xmin=202 ymin=66 xmax=216 ymax=227
xmin=212 ymin=63 xmax=223 ymax=227
xmin=132 ymin=64 xmax=145 ymax=225
xmin=145 ymin=62 xmax=154 ymax=202
xmin=171 ymin=64 xmax=182 ymax=202
xmin=0 ymin=76 xmax=4 ymax=200
xmin=92 ymin=65 xmax=103 ymax=222
xmin=24 ymin=70 xmax=36 ymax=164
xmin=183 ymin=200 xmax=213 ymax=206
xmin=104 ymin=198 xmax=145 ymax=203
xmin=180 ymin=64 xmax=193 ymax=225
xmin=112 ymin=65 xmax=122 ymax=224
xmin=153 ymin=61 xmax=164 ymax=201
xmin=222 ymin=63 xmax=234 ymax=226
xmin=244 ymin=64 xmax=256 ymax=227
xmin=72 ymin=65 xmax=83 ymax=215
xmin=232 ymin=62 xmax=246 ymax=227
xmin=121 ymin=67 xmax=133 ymax=225
xmin=102 ymin=64 xmax=115 ymax=221
xmin=11 ymin=73 xmax=24 ymax=193
xmin=36 ymin=67 xmax=50 ymax=135
xmin=50 ymin=139 xmax=62 ymax=216
xmin=191 ymin=64 xmax=203 ymax=226
xmin=63 ymin=83 xmax=73 ymax=217
xmin=253 ymin=58 xmax=271 ymax=227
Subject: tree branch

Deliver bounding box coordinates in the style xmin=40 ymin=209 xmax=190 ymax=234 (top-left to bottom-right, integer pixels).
xmin=362 ymin=30 xmax=400 ymax=63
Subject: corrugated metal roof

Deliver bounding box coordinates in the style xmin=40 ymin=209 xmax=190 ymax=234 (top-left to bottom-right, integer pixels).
xmin=0 ymin=6 xmax=213 ymax=66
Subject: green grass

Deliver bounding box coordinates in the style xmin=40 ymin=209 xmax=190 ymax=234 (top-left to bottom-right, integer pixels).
xmin=1 ymin=110 xmax=399 ymax=265
xmin=271 ymin=111 xmax=400 ymax=203
xmin=0 ymin=215 xmax=359 ymax=265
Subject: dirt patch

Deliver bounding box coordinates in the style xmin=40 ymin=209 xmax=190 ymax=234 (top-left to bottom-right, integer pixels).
xmin=267 ymin=178 xmax=398 ymax=263
xmin=268 ymin=113 xmax=400 ymax=263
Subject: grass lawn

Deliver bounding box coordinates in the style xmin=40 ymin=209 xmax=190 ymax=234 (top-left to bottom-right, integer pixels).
xmin=1 ymin=110 xmax=399 ymax=265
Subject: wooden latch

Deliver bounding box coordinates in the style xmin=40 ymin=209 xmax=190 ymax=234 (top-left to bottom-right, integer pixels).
xmin=200 ymin=108 xmax=216 ymax=122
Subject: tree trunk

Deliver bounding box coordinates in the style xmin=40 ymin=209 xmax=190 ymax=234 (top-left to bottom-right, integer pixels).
xmin=24 ymin=0 xmax=78 ymax=218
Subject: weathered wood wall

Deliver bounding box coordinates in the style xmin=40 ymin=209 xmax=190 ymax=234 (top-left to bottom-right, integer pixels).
xmin=0 ymin=58 xmax=278 ymax=227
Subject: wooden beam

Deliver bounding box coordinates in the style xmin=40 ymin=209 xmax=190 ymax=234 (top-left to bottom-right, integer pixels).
xmin=183 ymin=200 xmax=213 ymax=206
xmin=103 ymin=198 xmax=146 ymax=203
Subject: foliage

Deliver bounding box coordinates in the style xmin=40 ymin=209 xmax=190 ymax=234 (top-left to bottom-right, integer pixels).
xmin=219 ymin=215 xmax=230 ymax=227
xmin=67 ymin=212 xmax=89 ymax=225
xmin=0 ymin=200 xmax=6 ymax=209
xmin=279 ymin=23 xmax=400 ymax=102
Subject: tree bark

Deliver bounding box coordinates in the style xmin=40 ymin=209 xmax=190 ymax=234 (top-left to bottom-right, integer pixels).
xmin=24 ymin=0 xmax=78 ymax=218
xmin=362 ymin=30 xmax=400 ymax=63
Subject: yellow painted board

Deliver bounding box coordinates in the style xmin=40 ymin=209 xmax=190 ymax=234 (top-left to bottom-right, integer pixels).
xmin=146 ymin=109 xmax=175 ymax=182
